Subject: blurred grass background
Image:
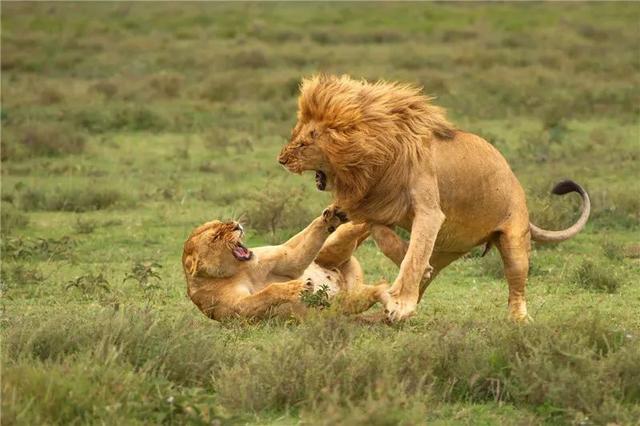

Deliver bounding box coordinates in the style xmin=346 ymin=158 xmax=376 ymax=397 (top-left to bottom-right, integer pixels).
xmin=1 ymin=3 xmax=639 ymax=425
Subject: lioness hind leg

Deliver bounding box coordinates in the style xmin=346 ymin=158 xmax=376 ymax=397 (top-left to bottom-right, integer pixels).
xmin=496 ymin=230 xmax=531 ymax=322
xmin=334 ymin=283 xmax=389 ymax=315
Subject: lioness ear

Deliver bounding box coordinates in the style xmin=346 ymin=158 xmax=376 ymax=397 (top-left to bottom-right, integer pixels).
xmin=184 ymin=254 xmax=199 ymax=276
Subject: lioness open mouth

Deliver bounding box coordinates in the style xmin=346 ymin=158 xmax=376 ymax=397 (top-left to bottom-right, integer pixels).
xmin=232 ymin=242 xmax=252 ymax=261
xmin=315 ymin=170 xmax=327 ymax=191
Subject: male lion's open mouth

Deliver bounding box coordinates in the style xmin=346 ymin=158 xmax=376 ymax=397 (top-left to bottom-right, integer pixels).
xmin=315 ymin=170 xmax=327 ymax=191
xmin=232 ymin=242 xmax=252 ymax=261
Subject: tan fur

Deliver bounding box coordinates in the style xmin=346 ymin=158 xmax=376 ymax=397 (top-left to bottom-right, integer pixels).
xmin=278 ymin=74 xmax=590 ymax=322
xmin=182 ymin=207 xmax=389 ymax=321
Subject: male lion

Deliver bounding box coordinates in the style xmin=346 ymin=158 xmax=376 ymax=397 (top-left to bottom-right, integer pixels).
xmin=278 ymin=75 xmax=590 ymax=322
xmin=182 ymin=206 xmax=389 ymax=321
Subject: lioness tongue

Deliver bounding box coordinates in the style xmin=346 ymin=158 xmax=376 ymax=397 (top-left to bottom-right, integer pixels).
xmin=233 ymin=245 xmax=251 ymax=260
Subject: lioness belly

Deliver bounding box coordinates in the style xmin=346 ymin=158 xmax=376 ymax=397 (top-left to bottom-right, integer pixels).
xmin=300 ymin=262 xmax=343 ymax=296
xmin=265 ymin=262 xmax=343 ymax=296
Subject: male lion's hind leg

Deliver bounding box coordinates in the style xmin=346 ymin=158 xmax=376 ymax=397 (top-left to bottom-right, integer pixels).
xmin=496 ymin=230 xmax=531 ymax=322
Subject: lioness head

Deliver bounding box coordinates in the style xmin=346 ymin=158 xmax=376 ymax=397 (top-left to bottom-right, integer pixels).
xmin=182 ymin=220 xmax=252 ymax=279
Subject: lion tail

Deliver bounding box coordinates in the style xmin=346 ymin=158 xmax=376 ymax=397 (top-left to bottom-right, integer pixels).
xmin=529 ymin=180 xmax=591 ymax=243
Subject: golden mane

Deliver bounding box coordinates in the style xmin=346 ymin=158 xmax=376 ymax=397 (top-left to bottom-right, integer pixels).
xmin=296 ymin=74 xmax=455 ymax=222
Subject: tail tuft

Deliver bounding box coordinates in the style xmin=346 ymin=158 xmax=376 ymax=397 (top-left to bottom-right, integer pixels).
xmin=551 ymin=179 xmax=585 ymax=196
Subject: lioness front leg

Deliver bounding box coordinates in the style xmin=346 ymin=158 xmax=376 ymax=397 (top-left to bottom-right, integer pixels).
xmin=269 ymin=205 xmax=347 ymax=278
xmin=385 ymin=207 xmax=444 ymax=322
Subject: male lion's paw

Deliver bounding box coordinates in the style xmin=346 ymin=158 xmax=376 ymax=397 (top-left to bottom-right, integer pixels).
xmin=322 ymin=205 xmax=348 ymax=232
xmin=383 ymin=289 xmax=418 ymax=322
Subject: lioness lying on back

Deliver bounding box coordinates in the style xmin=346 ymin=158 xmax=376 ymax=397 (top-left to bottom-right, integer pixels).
xmin=182 ymin=206 xmax=389 ymax=321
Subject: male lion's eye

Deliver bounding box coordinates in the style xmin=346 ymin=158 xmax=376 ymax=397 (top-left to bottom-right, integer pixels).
xmin=309 ymin=129 xmax=316 ymax=138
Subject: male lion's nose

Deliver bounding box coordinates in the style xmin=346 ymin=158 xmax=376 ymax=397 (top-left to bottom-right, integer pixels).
xmin=278 ymin=156 xmax=288 ymax=165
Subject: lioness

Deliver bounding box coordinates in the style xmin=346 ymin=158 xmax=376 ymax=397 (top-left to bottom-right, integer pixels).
xmin=278 ymin=74 xmax=590 ymax=322
xmin=182 ymin=206 xmax=388 ymax=321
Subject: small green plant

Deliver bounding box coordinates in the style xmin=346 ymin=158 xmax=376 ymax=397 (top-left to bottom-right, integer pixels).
xmin=90 ymin=80 xmax=118 ymax=99
xmin=18 ymin=186 xmax=131 ymax=212
xmin=38 ymin=86 xmax=64 ymax=105
xmin=300 ymin=284 xmax=331 ymax=309
xmin=1 ymin=264 xmax=46 ymax=287
xmin=244 ymin=185 xmax=315 ymax=239
xmin=1 ymin=205 xmax=29 ymax=234
xmin=73 ymin=216 xmax=98 ymax=234
xmin=148 ymin=71 xmax=183 ymax=98
xmin=66 ymin=273 xmax=111 ymax=295
xmin=230 ymin=49 xmax=270 ymax=69
xmin=12 ymin=122 xmax=86 ymax=157
xmin=1 ymin=236 xmax=75 ymax=261
xmin=572 ymin=260 xmax=621 ymax=294
xmin=123 ymin=262 xmax=162 ymax=289
xmin=602 ymin=240 xmax=625 ymax=262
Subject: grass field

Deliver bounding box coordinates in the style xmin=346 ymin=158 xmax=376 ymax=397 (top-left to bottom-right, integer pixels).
xmin=1 ymin=3 xmax=640 ymax=425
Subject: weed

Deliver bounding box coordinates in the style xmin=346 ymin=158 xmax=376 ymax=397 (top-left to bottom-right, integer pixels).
xmin=72 ymin=216 xmax=98 ymax=234
xmin=243 ymin=185 xmax=315 ymax=238
xmin=202 ymin=127 xmax=232 ymax=151
xmin=1 ymin=264 xmax=46 ymax=287
xmin=123 ymin=261 xmax=162 ymax=289
xmin=66 ymin=273 xmax=111 ymax=295
xmin=1 ymin=236 xmax=75 ymax=261
xmin=148 ymin=71 xmax=183 ymax=98
xmin=18 ymin=186 xmax=131 ymax=212
xmin=591 ymin=189 xmax=640 ymax=228
xmin=1 ymin=205 xmax=29 ymax=234
xmin=90 ymin=80 xmax=118 ymax=99
xmin=39 ymin=86 xmax=64 ymax=105
xmin=602 ymin=240 xmax=625 ymax=262
xmin=111 ymin=105 xmax=167 ymax=132
xmin=231 ymin=49 xmax=270 ymax=69
xmin=572 ymin=260 xmax=621 ymax=293
xmin=8 ymin=122 xmax=85 ymax=158
xmin=301 ymin=284 xmax=331 ymax=309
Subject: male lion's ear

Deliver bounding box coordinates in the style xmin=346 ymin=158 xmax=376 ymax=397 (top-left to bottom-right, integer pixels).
xmin=184 ymin=254 xmax=199 ymax=276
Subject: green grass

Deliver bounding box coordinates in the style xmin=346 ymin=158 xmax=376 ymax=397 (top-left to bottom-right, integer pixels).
xmin=2 ymin=3 xmax=640 ymax=425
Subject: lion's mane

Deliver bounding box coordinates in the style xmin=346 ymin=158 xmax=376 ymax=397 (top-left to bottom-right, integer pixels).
xmin=297 ymin=74 xmax=455 ymax=223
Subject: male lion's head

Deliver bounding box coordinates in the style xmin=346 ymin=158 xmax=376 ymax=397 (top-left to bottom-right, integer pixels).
xmin=277 ymin=121 xmax=338 ymax=192
xmin=278 ymin=75 xmax=392 ymax=205
xmin=278 ymin=74 xmax=455 ymax=216
xmin=182 ymin=220 xmax=252 ymax=279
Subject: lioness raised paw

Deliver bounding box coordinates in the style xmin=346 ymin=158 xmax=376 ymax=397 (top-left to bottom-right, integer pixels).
xmin=322 ymin=205 xmax=348 ymax=232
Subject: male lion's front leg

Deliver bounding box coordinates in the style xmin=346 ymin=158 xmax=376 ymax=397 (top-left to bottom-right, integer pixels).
xmin=385 ymin=207 xmax=445 ymax=322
